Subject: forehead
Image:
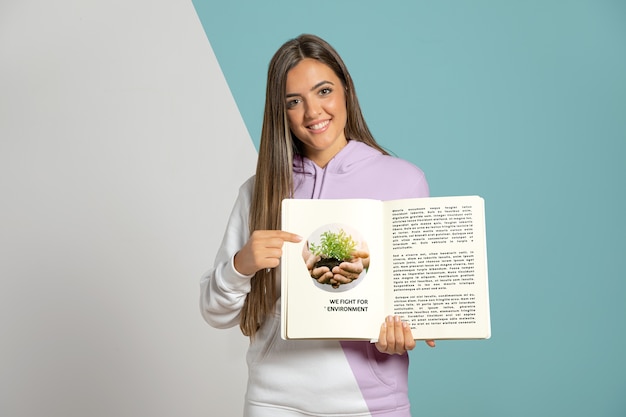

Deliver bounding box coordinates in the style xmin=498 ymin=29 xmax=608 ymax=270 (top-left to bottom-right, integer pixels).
xmin=285 ymin=58 xmax=340 ymax=91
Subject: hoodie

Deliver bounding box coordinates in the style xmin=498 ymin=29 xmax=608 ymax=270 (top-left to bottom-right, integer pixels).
xmin=200 ymin=140 xmax=429 ymax=416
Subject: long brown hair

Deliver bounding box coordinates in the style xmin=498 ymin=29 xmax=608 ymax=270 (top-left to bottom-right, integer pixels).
xmin=240 ymin=34 xmax=389 ymax=337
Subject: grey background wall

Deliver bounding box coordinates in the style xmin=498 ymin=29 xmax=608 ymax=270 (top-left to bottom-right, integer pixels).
xmin=1 ymin=1 xmax=253 ymax=416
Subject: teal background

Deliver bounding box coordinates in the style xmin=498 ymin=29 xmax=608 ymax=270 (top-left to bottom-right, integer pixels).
xmin=193 ymin=1 xmax=626 ymax=415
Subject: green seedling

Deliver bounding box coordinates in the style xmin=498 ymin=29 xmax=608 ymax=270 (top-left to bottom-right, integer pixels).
xmin=309 ymin=229 xmax=357 ymax=262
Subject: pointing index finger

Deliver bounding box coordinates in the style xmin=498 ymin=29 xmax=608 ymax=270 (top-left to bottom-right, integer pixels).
xmin=277 ymin=231 xmax=303 ymax=243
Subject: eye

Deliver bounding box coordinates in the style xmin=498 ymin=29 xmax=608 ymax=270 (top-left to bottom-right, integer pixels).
xmin=319 ymin=87 xmax=332 ymax=96
xmin=286 ymin=98 xmax=301 ymax=109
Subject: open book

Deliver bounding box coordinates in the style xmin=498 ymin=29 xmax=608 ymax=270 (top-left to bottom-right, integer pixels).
xmin=280 ymin=196 xmax=490 ymax=341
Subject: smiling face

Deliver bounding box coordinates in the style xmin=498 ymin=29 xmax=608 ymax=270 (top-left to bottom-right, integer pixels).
xmin=285 ymin=58 xmax=348 ymax=168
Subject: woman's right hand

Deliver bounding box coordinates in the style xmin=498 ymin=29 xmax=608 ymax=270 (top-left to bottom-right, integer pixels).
xmin=234 ymin=230 xmax=302 ymax=276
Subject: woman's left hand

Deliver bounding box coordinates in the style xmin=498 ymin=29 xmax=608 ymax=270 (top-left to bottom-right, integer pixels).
xmin=375 ymin=316 xmax=436 ymax=355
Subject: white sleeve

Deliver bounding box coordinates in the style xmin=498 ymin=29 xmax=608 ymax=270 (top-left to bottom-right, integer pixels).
xmin=199 ymin=177 xmax=255 ymax=329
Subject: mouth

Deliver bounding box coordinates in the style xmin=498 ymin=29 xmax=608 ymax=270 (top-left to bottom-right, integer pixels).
xmin=307 ymin=120 xmax=330 ymax=132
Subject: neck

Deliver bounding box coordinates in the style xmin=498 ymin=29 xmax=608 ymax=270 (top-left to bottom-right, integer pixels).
xmin=306 ymin=139 xmax=349 ymax=168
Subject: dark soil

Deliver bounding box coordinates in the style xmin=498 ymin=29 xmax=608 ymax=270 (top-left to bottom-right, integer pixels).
xmin=314 ymin=258 xmax=343 ymax=288
xmin=314 ymin=257 xmax=342 ymax=270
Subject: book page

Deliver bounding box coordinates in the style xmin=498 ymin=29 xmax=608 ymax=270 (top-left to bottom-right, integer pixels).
xmin=281 ymin=199 xmax=387 ymax=340
xmin=385 ymin=196 xmax=490 ymax=340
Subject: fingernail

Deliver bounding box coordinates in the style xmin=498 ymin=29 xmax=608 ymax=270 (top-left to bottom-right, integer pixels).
xmin=394 ymin=315 xmax=401 ymax=322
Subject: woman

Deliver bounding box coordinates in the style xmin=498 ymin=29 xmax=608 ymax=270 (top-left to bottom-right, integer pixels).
xmin=200 ymin=34 xmax=434 ymax=417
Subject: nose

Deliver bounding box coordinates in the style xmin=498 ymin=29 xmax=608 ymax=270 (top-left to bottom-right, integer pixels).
xmin=304 ymin=99 xmax=322 ymax=119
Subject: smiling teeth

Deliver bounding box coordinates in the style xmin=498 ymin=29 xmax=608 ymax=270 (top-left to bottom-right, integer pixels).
xmin=309 ymin=120 xmax=329 ymax=130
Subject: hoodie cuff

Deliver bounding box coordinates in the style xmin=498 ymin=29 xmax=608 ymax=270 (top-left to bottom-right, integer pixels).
xmin=219 ymin=255 xmax=254 ymax=294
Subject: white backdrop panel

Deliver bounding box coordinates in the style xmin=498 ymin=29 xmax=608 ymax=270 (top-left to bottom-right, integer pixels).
xmin=0 ymin=1 xmax=254 ymax=416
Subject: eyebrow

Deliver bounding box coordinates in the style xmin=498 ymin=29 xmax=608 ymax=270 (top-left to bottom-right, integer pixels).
xmin=286 ymin=80 xmax=335 ymax=98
